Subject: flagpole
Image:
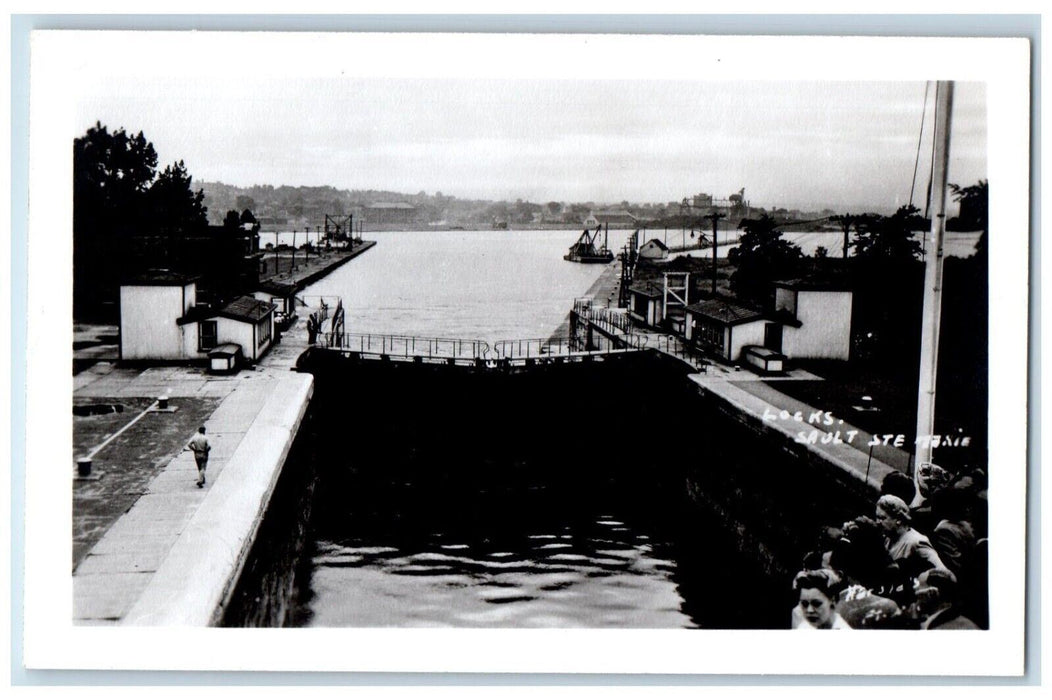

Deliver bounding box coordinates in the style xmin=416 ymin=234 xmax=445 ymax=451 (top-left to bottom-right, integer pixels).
xmin=913 ymin=80 xmax=954 ymax=502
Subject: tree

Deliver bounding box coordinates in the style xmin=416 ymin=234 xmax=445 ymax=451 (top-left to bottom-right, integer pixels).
xmin=235 ymin=194 xmax=257 ymax=212
xmin=851 ymin=205 xmax=924 ymax=262
xmin=74 ymin=122 xmax=158 ymax=236
xmin=829 ymin=213 xmax=859 ymax=259
xmin=73 ymin=122 xmax=215 ymax=318
xmin=223 ymin=209 xmax=242 ymax=229
xmin=240 ymin=208 xmax=257 ymax=226
xmin=949 ymin=179 xmax=989 ymax=254
xmin=728 ymin=215 xmax=804 ymax=306
xmin=949 ymin=180 xmax=988 ymax=232
xmin=74 ymin=123 xmax=160 ymax=317
xmin=147 ymin=160 xmax=209 ymax=234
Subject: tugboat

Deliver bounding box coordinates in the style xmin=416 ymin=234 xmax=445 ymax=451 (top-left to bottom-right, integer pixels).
xmin=564 ymin=223 xmax=614 ymax=264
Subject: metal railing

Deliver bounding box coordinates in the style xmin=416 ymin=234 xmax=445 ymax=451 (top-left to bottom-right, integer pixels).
xmin=573 ymin=298 xmax=632 ymax=334
xmin=317 ymin=331 xmax=650 ymax=364
xmin=491 ymin=337 xmax=575 ymax=359
xmin=322 ymin=332 xmax=491 ymax=360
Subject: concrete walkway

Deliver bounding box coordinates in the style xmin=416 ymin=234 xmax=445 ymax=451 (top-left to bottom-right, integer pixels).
xmin=548 ymin=259 xmax=623 ymax=343
xmin=73 ymin=372 xmax=312 ymax=624
xmin=72 ymin=315 xmax=318 ymax=624
xmin=688 ymin=374 xmax=898 ymax=492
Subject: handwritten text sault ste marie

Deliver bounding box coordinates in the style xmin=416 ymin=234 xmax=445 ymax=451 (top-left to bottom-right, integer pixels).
xmin=760 ymin=409 xmax=972 ymax=448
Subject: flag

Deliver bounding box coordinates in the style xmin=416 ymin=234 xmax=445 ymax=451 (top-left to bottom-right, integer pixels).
xmin=329 ymin=299 xmax=345 ymax=347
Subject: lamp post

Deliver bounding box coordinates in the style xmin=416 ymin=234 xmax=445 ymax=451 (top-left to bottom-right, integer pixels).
xmin=291 ymin=229 xmax=297 ymax=272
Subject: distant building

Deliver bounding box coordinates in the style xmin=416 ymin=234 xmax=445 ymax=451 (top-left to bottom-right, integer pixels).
xmin=592 ymin=209 xmax=638 ymax=227
xmin=638 ymin=238 xmax=669 ymax=261
xmin=120 ymin=271 xmax=275 ymax=366
xmin=362 ymin=202 xmax=417 ymax=225
xmin=679 ymin=188 xmax=751 ymax=219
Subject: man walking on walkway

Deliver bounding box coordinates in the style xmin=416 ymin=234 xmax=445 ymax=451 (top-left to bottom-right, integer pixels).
xmin=187 ymin=426 xmax=211 ymax=488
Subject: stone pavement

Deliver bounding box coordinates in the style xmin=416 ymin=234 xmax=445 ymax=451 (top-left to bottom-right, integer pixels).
xmin=72 ymin=396 xmax=221 ymax=568
xmin=73 ymin=369 xmax=312 ymax=624
xmin=687 ymin=373 xmax=898 ymax=493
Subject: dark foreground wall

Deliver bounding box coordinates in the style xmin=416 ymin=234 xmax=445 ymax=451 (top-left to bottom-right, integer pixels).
xmin=226 ymin=350 xmax=878 ymax=628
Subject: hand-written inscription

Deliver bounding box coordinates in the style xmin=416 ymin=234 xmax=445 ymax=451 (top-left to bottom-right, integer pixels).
xmin=761 ymin=407 xmax=971 ymax=448
xmin=761 ymin=407 xmax=859 ymax=444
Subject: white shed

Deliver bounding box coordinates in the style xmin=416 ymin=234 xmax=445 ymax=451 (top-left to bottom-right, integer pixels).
xmin=254 ymin=280 xmax=298 ymax=327
xmin=120 ymin=272 xmax=274 ymax=365
xmin=638 ymin=238 xmax=669 ymax=261
xmin=627 ymin=281 xmax=665 ymax=327
xmin=684 ymin=297 xmax=769 ymax=362
xmin=772 ymin=279 xmax=853 ymax=360
xmin=119 ymin=271 xmax=200 ymax=361
xmin=212 ymin=297 xmax=276 ymax=363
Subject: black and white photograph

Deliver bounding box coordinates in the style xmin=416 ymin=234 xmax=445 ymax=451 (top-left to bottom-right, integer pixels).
xmin=20 ymin=27 xmax=1030 ymax=677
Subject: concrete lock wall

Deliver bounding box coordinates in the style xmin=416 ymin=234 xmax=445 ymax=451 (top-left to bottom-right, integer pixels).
xmin=121 ymin=374 xmax=314 ymax=626
xmin=120 ymin=285 xmax=189 ymax=360
xmin=783 ymin=290 xmax=852 ymax=360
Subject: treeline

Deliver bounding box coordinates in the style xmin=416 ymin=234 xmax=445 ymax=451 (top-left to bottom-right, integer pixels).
xmin=74 ymin=122 xmax=216 ymax=318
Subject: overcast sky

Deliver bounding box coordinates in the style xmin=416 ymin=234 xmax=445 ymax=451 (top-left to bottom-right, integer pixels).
xmin=77 ymin=74 xmax=985 ymax=213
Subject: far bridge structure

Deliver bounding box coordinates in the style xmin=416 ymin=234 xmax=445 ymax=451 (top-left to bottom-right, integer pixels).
xmin=281 ymin=296 xmax=702 ymax=375
xmin=312 ymin=328 xmax=649 ymax=371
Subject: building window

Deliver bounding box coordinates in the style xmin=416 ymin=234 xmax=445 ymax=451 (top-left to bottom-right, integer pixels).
xmin=695 ymin=321 xmax=722 ymax=352
xmin=199 ymin=321 xmax=217 ymax=351
xmin=257 ymin=316 xmax=271 ymax=349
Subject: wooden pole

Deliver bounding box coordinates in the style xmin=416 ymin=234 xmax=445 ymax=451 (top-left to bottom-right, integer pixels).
xmin=913 ymin=80 xmax=954 ymax=499
xmin=704 ymin=213 xmax=725 ymax=295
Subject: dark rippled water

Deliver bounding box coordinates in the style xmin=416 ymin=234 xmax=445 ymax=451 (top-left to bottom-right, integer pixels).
xmin=301 ymin=502 xmax=697 ymax=628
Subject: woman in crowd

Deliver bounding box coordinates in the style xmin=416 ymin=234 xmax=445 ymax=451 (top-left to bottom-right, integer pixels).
xmin=875 ymin=494 xmax=953 ymax=582
xmin=791 ymin=569 xmax=853 ymax=630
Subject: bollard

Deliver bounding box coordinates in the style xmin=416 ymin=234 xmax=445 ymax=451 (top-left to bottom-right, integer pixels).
xmin=77 ymin=458 xmax=92 ymax=477
xmin=158 ymin=395 xmax=169 ymax=410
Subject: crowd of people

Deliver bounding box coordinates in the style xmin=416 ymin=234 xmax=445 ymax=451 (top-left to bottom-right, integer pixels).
xmin=791 ymin=463 xmax=988 ymax=630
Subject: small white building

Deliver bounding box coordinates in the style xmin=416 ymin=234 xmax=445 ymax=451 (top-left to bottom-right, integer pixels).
xmin=120 ymin=271 xmax=275 ymax=366
xmin=638 ymin=238 xmax=669 ymax=261
xmin=207 ymin=297 xmax=276 ymax=363
xmin=254 ymin=280 xmax=298 ymax=327
xmin=627 ymin=281 xmax=665 ymax=327
xmin=772 ymin=279 xmax=853 ymax=360
xmin=684 ymin=298 xmax=769 ymax=363
xmin=119 ymin=271 xmax=200 ymax=361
